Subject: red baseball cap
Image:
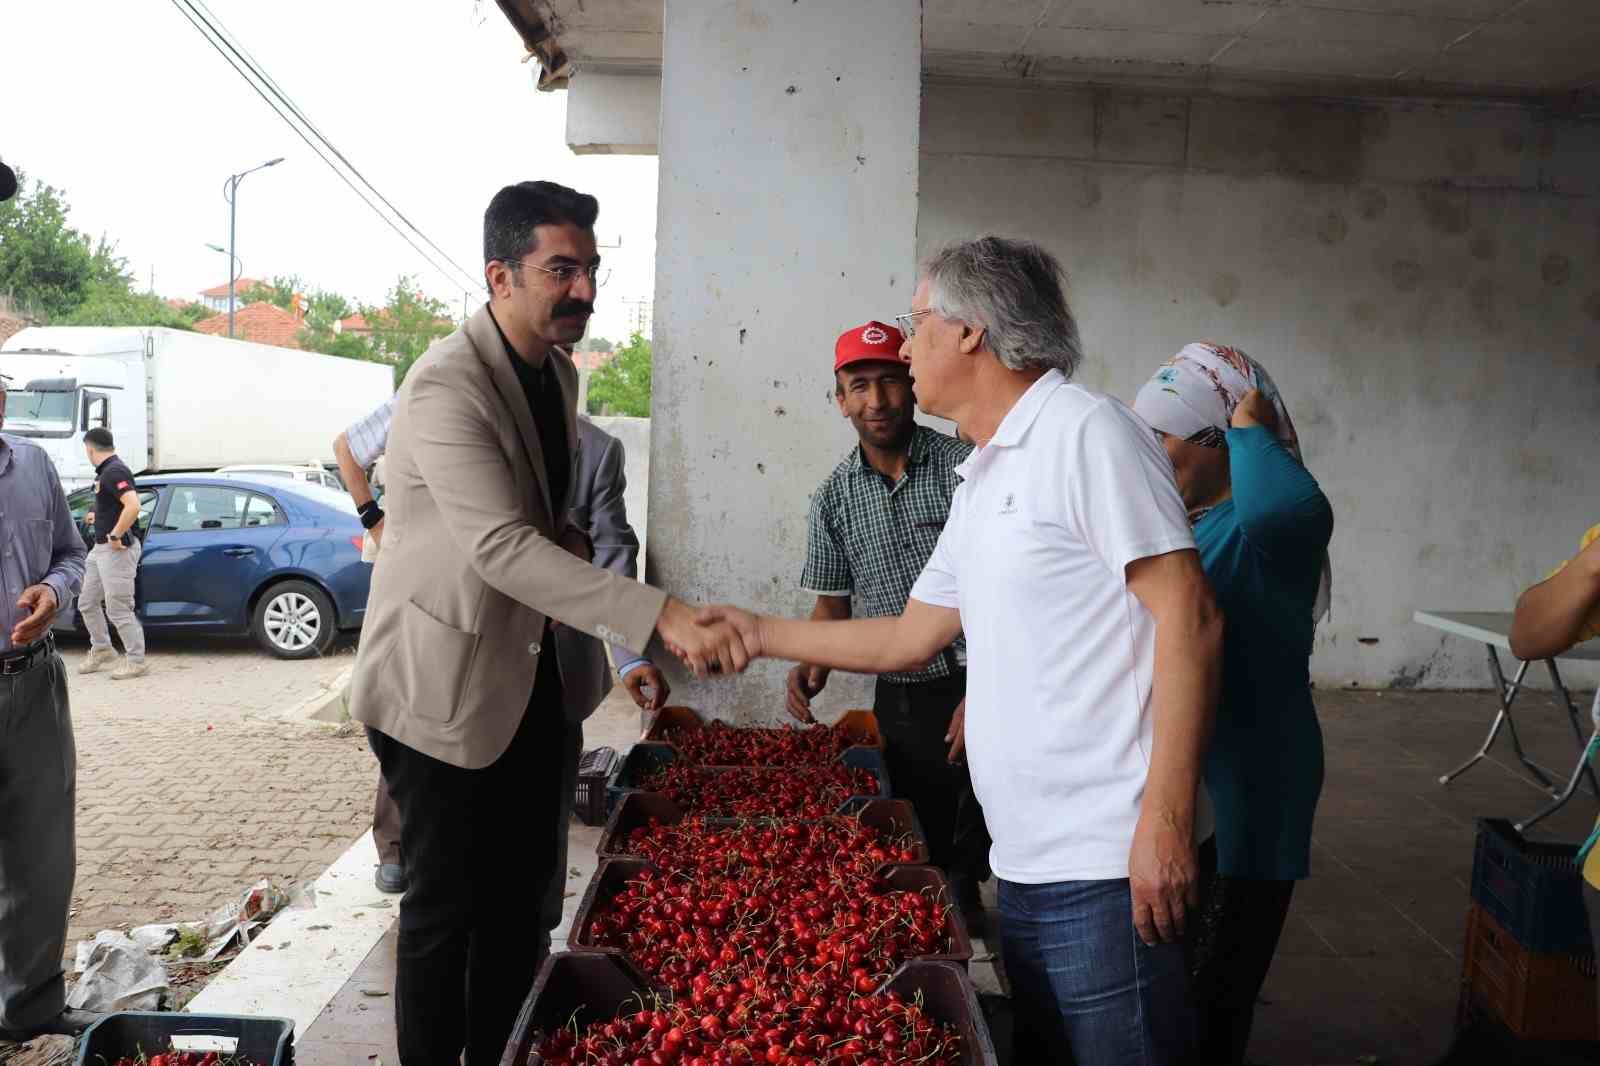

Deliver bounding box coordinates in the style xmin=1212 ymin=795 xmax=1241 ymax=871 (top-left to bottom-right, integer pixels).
xmin=834 ymin=320 xmax=907 ymax=372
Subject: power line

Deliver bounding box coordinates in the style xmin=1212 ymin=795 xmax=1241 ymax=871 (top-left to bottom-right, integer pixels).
xmin=166 ymin=0 xmax=482 ymax=299
xmin=186 ymin=0 xmax=482 ymax=292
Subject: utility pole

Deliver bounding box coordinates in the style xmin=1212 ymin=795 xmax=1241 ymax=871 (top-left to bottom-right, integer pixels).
xmin=222 ymin=157 xmax=284 ymax=338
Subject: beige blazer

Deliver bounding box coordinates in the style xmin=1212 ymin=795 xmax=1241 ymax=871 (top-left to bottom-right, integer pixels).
xmin=349 ymin=307 xmax=666 ymax=769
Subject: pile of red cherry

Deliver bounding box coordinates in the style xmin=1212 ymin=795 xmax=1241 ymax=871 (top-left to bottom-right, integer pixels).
xmin=658 ymin=720 xmax=871 ymax=767
xmin=534 ymin=986 xmax=961 ymax=1065
xmin=105 ymin=1053 xmax=255 ymax=1066
xmin=617 ymin=817 xmax=922 ymax=882
xmin=634 ymin=764 xmax=880 ymax=819
xmin=542 ymin=816 xmax=962 ymax=1064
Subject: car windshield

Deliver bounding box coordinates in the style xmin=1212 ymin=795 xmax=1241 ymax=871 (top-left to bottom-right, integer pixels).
xmin=5 ymin=389 xmax=75 ymax=435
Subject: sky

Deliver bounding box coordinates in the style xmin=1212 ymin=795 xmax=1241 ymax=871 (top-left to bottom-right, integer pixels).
xmin=1 ymin=0 xmax=658 ymax=345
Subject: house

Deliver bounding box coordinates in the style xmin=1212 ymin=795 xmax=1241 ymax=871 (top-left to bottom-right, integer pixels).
xmin=336 ymin=312 xmax=372 ymax=337
xmin=192 ymin=301 xmax=305 ymax=349
xmin=570 ymin=349 xmax=615 ymax=372
xmin=197 ymin=278 xmax=266 ymax=313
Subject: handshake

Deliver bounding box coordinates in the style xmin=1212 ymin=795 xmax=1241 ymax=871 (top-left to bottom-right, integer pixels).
xmin=654 ymin=598 xmax=765 ymax=679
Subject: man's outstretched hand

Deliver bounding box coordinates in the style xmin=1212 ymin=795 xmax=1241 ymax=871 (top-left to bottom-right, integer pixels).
xmin=656 ymin=597 xmax=751 ymax=679
xmin=693 ymin=605 xmax=765 ymax=662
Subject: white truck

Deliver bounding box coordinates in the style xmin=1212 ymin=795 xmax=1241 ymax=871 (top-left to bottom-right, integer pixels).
xmin=0 ymin=326 xmax=395 ymax=489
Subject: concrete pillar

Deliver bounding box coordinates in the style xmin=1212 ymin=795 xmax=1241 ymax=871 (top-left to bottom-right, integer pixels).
xmin=566 ymin=73 xmax=661 ymax=155
xmin=648 ymin=0 xmax=923 ymax=723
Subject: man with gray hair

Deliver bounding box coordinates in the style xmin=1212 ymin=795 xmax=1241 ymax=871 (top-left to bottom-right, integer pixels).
xmin=697 ymin=236 xmax=1221 ymax=1064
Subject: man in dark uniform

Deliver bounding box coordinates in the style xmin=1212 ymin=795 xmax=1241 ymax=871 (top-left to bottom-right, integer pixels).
xmin=79 ymin=427 xmax=146 ymax=679
xmin=787 ymin=320 xmax=991 ymax=925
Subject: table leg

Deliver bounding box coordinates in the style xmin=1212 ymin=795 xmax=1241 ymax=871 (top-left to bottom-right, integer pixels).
xmin=1439 ymin=649 xmax=1553 ymax=790
xmin=1516 ymin=730 xmax=1600 ymax=833
xmin=1545 ymin=659 xmax=1600 ymax=800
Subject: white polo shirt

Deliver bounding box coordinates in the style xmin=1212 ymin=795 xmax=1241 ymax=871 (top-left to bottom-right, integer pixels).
xmin=910 ymin=370 xmax=1201 ymax=883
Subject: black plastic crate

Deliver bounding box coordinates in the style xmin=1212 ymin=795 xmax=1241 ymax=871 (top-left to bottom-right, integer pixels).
xmin=570 ymin=857 xmax=970 ymax=963
xmin=597 ymin=790 xmax=929 ymax=864
xmin=500 ymin=954 xmax=997 ymax=1066
xmin=1471 ymin=818 xmax=1592 ymax=955
xmin=499 ymin=952 xmax=657 ymax=1066
xmin=77 ymin=1012 xmax=294 ymax=1066
xmin=573 ymin=746 xmax=618 ymax=827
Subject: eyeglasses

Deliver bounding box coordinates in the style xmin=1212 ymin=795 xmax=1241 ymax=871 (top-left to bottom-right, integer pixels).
xmin=895 ymin=309 xmax=933 ymax=338
xmin=495 ymin=258 xmax=610 ymax=288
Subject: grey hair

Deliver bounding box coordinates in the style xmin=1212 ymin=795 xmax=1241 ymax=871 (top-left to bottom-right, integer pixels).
xmin=920 ymin=236 xmax=1083 ymax=379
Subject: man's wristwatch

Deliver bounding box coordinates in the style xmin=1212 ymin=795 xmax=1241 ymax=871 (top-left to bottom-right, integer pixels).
xmin=357 ymin=501 xmax=385 ymax=530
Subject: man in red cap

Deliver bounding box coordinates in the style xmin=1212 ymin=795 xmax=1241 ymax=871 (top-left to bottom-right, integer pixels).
xmin=787 ymin=320 xmax=991 ymax=927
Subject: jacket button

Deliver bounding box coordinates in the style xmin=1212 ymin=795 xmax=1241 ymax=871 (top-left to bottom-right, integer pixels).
xmin=528 ymin=642 xmax=541 ymax=655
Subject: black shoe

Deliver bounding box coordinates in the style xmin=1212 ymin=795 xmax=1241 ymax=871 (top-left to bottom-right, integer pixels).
xmin=0 ymin=1008 xmax=103 ymax=1042
xmin=375 ymin=863 xmax=408 ymax=894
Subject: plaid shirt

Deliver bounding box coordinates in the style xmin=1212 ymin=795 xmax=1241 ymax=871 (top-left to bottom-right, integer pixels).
xmin=801 ymin=425 xmax=971 ymax=683
xmin=344 ymin=397 xmax=396 ymax=468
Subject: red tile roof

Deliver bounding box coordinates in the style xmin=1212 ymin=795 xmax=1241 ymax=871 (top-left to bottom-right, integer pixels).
xmin=192 ymin=302 xmax=304 ymax=349
xmin=338 ymin=312 xmax=372 ymax=334
xmin=571 ymin=349 xmax=616 ymax=372
xmin=199 ymin=278 xmax=265 ymax=299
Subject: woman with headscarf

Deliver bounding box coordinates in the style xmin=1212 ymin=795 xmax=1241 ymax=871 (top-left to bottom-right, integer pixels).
xmin=1132 ymin=342 xmax=1334 ymax=1065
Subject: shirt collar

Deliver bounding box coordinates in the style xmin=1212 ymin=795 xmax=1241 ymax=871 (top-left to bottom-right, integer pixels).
xmin=0 ymin=435 xmax=13 ymax=477
xmin=487 ymin=307 xmax=552 ymax=374
xmin=988 ymin=369 xmax=1065 ymax=449
xmin=94 ymin=454 xmax=119 ymax=475
xmin=953 ymin=370 xmax=1066 ymax=478
xmin=850 ymin=424 xmax=929 ymax=475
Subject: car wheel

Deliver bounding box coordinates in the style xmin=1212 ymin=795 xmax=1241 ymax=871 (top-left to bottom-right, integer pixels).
xmin=251 ymin=579 xmax=337 ymax=659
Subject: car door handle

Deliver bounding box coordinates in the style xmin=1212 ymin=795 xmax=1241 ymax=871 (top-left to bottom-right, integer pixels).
xmin=223 ymin=547 xmax=256 ymax=557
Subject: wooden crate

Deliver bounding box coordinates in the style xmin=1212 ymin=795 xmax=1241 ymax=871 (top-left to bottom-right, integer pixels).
xmin=1461 ymin=903 xmax=1598 ymax=1043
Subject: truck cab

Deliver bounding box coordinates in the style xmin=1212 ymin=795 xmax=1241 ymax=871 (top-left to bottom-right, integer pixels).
xmin=0 ymin=348 xmax=147 ymax=490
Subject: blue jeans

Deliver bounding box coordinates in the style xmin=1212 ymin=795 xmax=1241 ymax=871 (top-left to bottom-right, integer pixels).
xmin=1000 ymin=877 xmax=1194 ymax=1065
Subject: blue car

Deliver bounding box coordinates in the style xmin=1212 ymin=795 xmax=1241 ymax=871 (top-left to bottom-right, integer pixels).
xmin=60 ymin=473 xmax=372 ymax=659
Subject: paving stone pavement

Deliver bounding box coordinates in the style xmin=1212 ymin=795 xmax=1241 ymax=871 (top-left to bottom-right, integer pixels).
xmin=56 ymin=634 xmax=376 ymax=953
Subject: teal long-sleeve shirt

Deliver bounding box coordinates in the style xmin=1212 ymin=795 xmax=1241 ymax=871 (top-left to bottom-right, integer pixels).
xmin=1194 ymin=425 xmax=1334 ymax=880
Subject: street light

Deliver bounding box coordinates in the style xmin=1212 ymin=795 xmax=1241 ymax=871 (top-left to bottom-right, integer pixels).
xmin=204 ymin=244 xmax=242 ymax=301
xmin=222 ymin=157 xmax=284 ymax=338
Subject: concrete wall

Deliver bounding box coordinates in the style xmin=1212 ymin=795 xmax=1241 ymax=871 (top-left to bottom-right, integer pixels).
xmin=588 ymin=414 xmax=651 ymax=562
xmin=648 ymin=0 xmax=923 ymax=721
xmin=919 ymin=84 xmax=1600 ymax=689
xmin=567 ymin=72 xmax=661 ymax=155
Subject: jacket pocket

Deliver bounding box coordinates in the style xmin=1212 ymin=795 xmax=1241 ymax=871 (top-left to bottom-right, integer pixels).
xmin=398 ymin=599 xmax=480 ymax=724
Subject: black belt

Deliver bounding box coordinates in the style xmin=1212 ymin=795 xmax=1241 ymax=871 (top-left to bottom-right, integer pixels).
xmin=0 ymin=634 xmax=54 ymax=676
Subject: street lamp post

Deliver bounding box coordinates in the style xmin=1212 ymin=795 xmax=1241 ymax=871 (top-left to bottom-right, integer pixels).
xmin=222 ymin=157 xmax=284 ymax=338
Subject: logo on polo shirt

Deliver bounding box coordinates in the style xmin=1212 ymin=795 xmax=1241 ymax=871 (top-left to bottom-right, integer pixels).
xmin=999 ymin=492 xmax=1017 ymax=515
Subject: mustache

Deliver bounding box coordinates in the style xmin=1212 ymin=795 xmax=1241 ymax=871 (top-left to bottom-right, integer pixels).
xmin=553 ymin=299 xmax=594 ymax=317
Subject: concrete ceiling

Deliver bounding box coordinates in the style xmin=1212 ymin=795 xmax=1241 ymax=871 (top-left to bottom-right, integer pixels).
xmin=505 ymin=0 xmax=1598 ymax=100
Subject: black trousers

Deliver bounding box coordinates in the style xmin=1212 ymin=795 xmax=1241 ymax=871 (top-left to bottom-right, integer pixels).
xmin=872 ymin=671 xmax=991 ymax=891
xmin=367 ymin=645 xmax=570 ymax=1066
xmin=1185 ymin=839 xmax=1296 ymax=1066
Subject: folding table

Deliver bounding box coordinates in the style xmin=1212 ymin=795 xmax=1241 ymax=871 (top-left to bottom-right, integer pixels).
xmin=1413 ymin=609 xmax=1600 ymax=831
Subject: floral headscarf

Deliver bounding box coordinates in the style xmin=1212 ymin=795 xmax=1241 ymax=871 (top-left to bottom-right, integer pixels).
xmin=1134 ymin=342 xmax=1331 ymax=622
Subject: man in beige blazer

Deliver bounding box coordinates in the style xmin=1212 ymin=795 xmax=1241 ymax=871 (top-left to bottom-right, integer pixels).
xmin=350 ymin=180 xmax=745 ymax=1065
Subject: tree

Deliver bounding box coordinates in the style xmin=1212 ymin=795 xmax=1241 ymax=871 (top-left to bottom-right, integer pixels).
xmin=583 ymin=335 xmax=614 ymax=354
xmin=254 ymin=275 xmax=305 ymax=311
xmin=364 ymin=276 xmax=454 ymax=385
xmin=61 ymin=284 xmax=209 ymax=330
xmin=586 ymin=331 xmax=652 ymax=416
xmin=0 ymin=171 xmax=126 ymax=322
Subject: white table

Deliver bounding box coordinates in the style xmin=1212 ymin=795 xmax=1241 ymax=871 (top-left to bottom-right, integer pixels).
xmin=1414 ymin=610 xmax=1600 ymax=831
